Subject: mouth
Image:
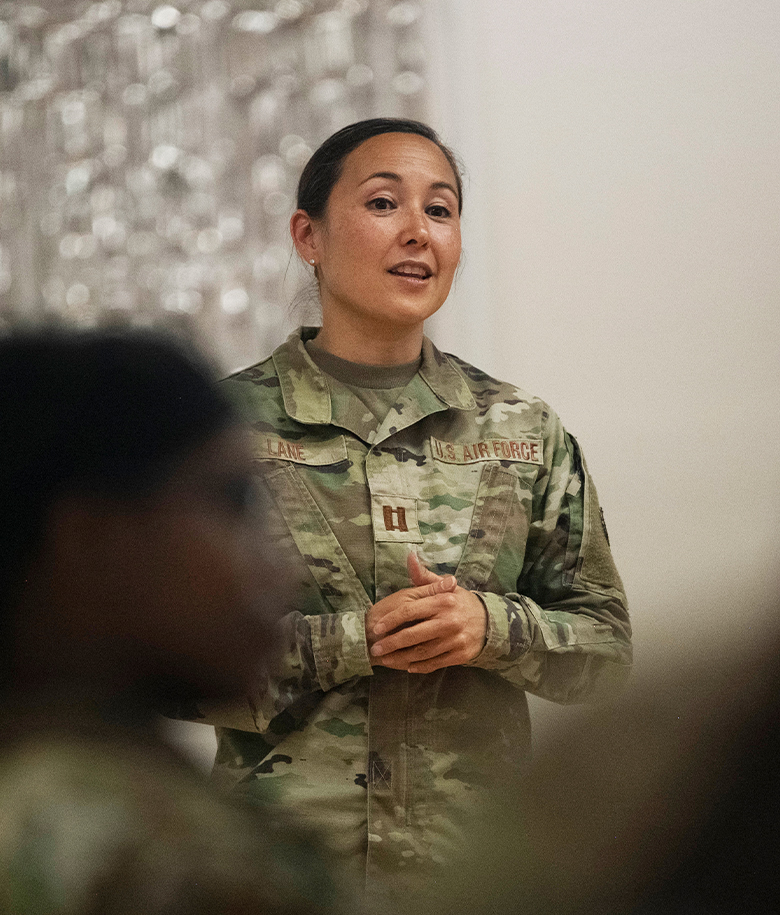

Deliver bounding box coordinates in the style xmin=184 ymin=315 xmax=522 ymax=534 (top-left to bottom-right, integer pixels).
xmin=388 ymin=262 xmax=433 ymax=281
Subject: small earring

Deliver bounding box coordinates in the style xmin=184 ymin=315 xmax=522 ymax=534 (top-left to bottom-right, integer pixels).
xmin=309 ymin=259 xmax=315 ymax=265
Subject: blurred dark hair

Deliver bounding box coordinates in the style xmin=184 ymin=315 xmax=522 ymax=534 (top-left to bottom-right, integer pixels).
xmin=0 ymin=328 xmax=236 ymax=622
xmin=296 ymin=117 xmax=464 ymax=220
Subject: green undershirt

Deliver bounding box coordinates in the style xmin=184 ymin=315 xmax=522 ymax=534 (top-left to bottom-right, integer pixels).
xmin=305 ymin=337 xmax=421 ymax=427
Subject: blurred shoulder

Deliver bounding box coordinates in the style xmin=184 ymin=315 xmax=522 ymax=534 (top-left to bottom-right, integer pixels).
xmin=0 ymin=725 xmax=355 ymax=915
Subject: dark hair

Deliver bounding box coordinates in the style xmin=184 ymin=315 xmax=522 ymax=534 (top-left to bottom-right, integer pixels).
xmin=296 ymin=117 xmax=464 ymax=219
xmin=0 ymin=328 xmax=236 ymax=621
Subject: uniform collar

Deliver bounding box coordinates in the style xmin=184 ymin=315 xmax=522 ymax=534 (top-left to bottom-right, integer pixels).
xmin=418 ymin=335 xmax=476 ymax=411
xmin=272 ymin=327 xmax=476 ymax=425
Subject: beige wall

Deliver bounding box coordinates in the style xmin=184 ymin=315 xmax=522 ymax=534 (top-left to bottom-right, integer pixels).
xmin=169 ymin=0 xmax=780 ymax=761
xmin=427 ymin=0 xmax=780 ymax=687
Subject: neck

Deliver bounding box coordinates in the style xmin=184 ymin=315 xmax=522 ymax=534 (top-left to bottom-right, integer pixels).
xmin=314 ymin=317 xmax=425 ymax=365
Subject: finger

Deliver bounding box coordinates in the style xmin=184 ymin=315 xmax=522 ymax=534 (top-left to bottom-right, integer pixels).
xmin=407 ymin=551 xmax=442 ymax=587
xmin=371 ymin=619 xmax=443 ymax=657
xmin=408 ymin=650 xmax=463 ymax=675
xmin=373 ymin=637 xmax=450 ymax=670
xmin=412 ymin=575 xmax=457 ymax=598
xmin=372 ymin=587 xmax=456 ymax=636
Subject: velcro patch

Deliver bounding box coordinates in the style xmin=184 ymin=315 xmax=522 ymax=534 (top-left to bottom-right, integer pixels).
xmin=372 ymin=495 xmax=423 ymax=544
xmin=430 ymin=436 xmax=543 ymax=466
xmin=254 ymin=434 xmax=348 ymax=466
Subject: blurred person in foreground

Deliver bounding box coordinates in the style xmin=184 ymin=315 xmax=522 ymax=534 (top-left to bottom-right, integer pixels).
xmin=0 ymin=329 xmax=354 ymax=915
xmin=428 ymin=632 xmax=780 ymax=915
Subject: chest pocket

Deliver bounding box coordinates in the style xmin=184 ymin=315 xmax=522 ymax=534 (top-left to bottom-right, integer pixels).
xmin=454 ymin=464 xmax=519 ymax=590
xmin=429 ymin=435 xmax=542 ymax=591
xmin=253 ymin=433 xmax=372 ymax=616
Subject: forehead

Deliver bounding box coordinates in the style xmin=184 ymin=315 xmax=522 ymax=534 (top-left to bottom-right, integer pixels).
xmin=338 ymin=132 xmax=458 ymax=192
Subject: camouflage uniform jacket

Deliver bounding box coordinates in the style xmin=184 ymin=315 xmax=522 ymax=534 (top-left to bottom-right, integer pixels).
xmin=207 ymin=327 xmax=631 ymax=903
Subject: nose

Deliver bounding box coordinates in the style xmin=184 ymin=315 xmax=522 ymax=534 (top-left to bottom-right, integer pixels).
xmin=400 ymin=207 xmax=429 ymax=247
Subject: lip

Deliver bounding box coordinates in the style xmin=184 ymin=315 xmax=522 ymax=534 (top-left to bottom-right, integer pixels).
xmin=387 ymin=260 xmax=433 ymax=280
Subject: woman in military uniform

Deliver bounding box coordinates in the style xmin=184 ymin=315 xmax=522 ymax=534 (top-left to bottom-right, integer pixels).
xmin=206 ymin=118 xmax=632 ymax=909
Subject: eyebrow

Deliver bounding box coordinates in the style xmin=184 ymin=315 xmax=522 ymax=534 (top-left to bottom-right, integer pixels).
xmin=360 ymin=171 xmax=459 ymax=198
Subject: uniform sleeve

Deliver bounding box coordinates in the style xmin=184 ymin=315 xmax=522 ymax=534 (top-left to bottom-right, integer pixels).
xmin=175 ymin=608 xmax=374 ymax=732
xmin=468 ymin=416 xmax=632 ymax=703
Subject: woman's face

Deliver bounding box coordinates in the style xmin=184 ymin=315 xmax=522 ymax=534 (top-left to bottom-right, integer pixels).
xmin=307 ymin=132 xmax=462 ymax=339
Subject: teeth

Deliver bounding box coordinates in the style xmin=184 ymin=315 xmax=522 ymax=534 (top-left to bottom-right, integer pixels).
xmin=392 ymin=265 xmax=429 ymax=278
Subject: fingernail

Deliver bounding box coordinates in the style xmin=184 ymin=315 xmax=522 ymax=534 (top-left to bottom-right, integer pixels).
xmin=371 ymin=644 xmax=384 ymax=656
xmin=373 ymin=623 xmax=385 ymax=636
xmin=442 ymin=576 xmax=456 ymax=588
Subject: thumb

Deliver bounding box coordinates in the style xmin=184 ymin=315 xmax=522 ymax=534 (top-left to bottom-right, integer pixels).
xmin=407 ymin=551 xmax=444 ymax=587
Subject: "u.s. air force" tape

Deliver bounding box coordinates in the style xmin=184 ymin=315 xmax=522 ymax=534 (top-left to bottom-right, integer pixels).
xmin=430 ymin=435 xmax=543 ymax=465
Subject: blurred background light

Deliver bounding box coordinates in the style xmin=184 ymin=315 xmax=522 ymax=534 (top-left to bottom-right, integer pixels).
xmin=0 ymin=0 xmax=433 ymax=369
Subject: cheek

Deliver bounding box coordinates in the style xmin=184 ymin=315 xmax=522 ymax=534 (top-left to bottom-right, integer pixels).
xmin=165 ymin=523 xmax=261 ymax=612
xmin=120 ymin=519 xmax=246 ymax=628
xmin=439 ymin=234 xmax=462 ymax=274
xmin=329 ymin=214 xmax=389 ymax=260
xmin=145 ymin=524 xmax=280 ymax=673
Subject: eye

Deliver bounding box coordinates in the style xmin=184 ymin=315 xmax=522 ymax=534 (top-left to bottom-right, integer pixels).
xmin=367 ymin=196 xmax=396 ymax=212
xmin=427 ymin=204 xmax=452 ymax=219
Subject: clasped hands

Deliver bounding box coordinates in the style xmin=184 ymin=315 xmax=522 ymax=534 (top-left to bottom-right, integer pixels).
xmin=366 ymin=553 xmax=487 ymax=674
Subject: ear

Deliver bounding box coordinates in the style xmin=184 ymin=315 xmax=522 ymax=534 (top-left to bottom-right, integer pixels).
xmin=290 ymin=209 xmax=320 ymax=266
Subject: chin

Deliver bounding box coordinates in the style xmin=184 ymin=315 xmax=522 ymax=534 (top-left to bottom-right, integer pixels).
xmin=383 ymin=299 xmax=446 ymax=326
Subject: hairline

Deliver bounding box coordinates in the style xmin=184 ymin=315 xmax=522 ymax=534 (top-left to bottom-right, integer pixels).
xmin=297 ymin=122 xmax=464 ymax=220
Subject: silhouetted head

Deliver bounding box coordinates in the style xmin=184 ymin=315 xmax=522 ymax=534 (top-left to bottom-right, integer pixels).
xmin=0 ymin=329 xmax=280 ymax=703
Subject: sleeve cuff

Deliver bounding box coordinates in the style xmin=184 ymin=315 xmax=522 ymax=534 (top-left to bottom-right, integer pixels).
xmin=307 ymin=610 xmax=374 ymax=690
xmin=467 ymin=591 xmax=530 ymax=667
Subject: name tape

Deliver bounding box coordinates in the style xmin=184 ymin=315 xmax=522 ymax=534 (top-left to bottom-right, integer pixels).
xmin=254 ymin=434 xmax=348 ymax=466
xmin=430 ymin=436 xmax=543 ymax=466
